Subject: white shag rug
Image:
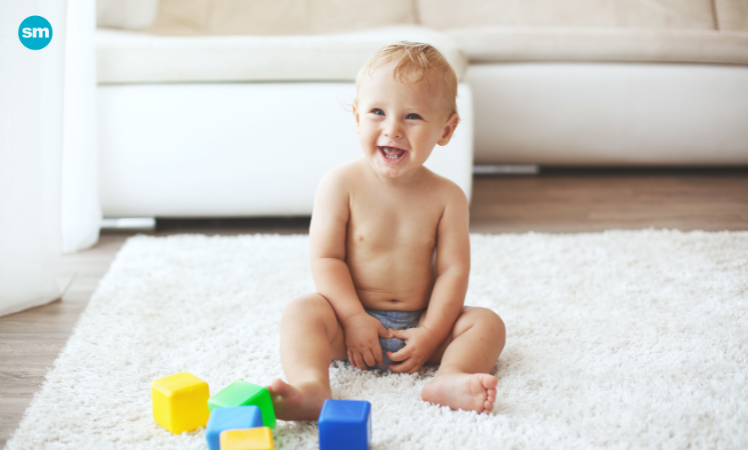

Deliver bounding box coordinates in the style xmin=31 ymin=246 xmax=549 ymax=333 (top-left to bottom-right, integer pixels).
xmin=6 ymin=230 xmax=748 ymax=450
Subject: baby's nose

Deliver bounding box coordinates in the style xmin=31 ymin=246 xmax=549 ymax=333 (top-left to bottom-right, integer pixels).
xmin=384 ymin=123 xmax=403 ymax=138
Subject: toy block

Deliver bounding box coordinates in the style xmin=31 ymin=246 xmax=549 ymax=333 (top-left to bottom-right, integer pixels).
xmin=208 ymin=381 xmax=276 ymax=429
xmin=220 ymin=427 xmax=274 ymax=450
xmin=206 ymin=406 xmax=263 ymax=450
xmin=151 ymin=371 xmax=210 ymax=434
xmin=318 ymin=399 xmax=371 ymax=450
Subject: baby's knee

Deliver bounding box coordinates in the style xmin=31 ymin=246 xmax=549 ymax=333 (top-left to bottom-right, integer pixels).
xmin=282 ymin=293 xmax=330 ymax=321
xmin=471 ymin=307 xmax=506 ymax=339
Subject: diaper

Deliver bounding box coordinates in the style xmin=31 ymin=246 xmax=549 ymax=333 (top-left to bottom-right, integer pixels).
xmin=359 ymin=308 xmax=425 ymax=371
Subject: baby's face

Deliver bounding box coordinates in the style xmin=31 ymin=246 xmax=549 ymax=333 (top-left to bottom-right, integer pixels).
xmin=354 ymin=63 xmax=458 ymax=180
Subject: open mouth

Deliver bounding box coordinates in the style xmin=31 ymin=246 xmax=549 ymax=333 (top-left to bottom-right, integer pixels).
xmin=378 ymin=146 xmax=407 ymax=165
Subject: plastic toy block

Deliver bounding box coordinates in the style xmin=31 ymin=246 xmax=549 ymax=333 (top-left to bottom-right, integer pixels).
xmin=151 ymin=372 xmax=210 ymax=434
xmin=208 ymin=381 xmax=276 ymax=429
xmin=220 ymin=427 xmax=274 ymax=450
xmin=206 ymin=406 xmax=263 ymax=450
xmin=318 ymin=399 xmax=371 ymax=450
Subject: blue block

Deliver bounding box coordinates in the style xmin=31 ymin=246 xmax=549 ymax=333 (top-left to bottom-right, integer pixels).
xmin=318 ymin=399 xmax=371 ymax=450
xmin=205 ymin=406 xmax=263 ymax=450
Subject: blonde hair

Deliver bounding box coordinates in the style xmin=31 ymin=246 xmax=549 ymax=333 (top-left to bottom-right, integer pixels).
xmin=355 ymin=41 xmax=458 ymax=118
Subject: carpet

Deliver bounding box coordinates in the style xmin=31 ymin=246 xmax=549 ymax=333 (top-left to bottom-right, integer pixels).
xmin=6 ymin=230 xmax=748 ymax=450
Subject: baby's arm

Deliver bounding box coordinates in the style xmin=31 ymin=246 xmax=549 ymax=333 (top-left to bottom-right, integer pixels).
xmin=309 ymin=169 xmax=393 ymax=369
xmin=387 ymin=184 xmax=470 ymax=373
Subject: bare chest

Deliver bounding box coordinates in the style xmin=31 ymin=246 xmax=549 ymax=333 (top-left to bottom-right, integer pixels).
xmin=346 ymin=192 xmax=442 ymax=253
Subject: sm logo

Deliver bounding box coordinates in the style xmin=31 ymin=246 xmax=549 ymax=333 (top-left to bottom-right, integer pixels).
xmin=18 ymin=16 xmax=53 ymax=50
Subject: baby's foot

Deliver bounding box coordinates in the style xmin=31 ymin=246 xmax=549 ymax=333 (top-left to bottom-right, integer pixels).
xmin=267 ymin=379 xmax=330 ymax=421
xmin=421 ymin=373 xmax=497 ymax=414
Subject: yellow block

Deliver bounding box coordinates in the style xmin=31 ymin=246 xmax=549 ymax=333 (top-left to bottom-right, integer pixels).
xmin=220 ymin=427 xmax=274 ymax=450
xmin=151 ymin=371 xmax=210 ymax=434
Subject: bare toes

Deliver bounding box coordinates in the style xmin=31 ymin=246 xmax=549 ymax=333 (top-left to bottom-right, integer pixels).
xmin=480 ymin=374 xmax=499 ymax=390
xmin=422 ymin=373 xmax=499 ymax=414
xmin=269 ymin=378 xmax=290 ymax=396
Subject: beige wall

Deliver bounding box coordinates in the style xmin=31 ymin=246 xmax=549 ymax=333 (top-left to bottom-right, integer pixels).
xmin=147 ymin=0 xmax=416 ymax=35
xmin=416 ymin=0 xmax=715 ymax=30
xmin=110 ymin=0 xmax=748 ymax=35
xmin=715 ymin=0 xmax=748 ymax=31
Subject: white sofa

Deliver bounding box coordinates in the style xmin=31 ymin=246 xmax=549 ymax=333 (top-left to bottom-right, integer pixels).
xmin=425 ymin=0 xmax=748 ymax=166
xmin=96 ymin=1 xmax=473 ymax=218
xmin=96 ymin=0 xmax=748 ymax=218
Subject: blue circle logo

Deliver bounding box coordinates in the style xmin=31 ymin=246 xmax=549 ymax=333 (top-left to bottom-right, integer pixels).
xmin=18 ymin=16 xmax=53 ymax=50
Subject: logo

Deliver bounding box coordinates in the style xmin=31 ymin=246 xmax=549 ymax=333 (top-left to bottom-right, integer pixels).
xmin=19 ymin=16 xmax=53 ymax=50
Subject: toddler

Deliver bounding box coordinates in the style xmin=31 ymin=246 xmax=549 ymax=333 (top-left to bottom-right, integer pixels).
xmin=268 ymin=42 xmax=506 ymax=420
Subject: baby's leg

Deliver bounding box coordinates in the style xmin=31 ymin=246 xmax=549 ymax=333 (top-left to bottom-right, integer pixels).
xmin=268 ymin=293 xmax=347 ymax=421
xmin=421 ymin=307 xmax=506 ymax=414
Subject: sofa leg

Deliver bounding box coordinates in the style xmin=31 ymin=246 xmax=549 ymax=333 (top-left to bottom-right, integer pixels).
xmin=100 ymin=217 xmax=156 ymax=231
xmin=473 ymin=165 xmax=539 ymax=175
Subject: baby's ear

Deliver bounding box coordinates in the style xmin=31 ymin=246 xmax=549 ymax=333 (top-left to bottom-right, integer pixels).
xmin=437 ymin=113 xmax=460 ymax=146
xmin=352 ymin=100 xmax=360 ymax=134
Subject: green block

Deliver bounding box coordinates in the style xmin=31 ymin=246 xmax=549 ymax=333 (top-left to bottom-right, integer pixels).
xmin=208 ymin=381 xmax=276 ymax=429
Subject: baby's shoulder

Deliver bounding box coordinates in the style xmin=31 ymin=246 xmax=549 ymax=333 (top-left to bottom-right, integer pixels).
xmin=318 ymin=160 xmax=361 ymax=189
xmin=422 ymin=167 xmax=468 ymax=204
xmin=315 ymin=160 xmax=365 ymax=203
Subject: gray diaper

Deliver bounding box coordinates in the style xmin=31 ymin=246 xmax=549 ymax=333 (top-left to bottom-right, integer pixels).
xmin=359 ymin=308 xmax=424 ymax=371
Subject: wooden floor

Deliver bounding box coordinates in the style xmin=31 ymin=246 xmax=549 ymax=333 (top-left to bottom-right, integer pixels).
xmin=1 ymin=168 xmax=747 ymax=446
xmin=471 ymin=168 xmax=748 ymax=233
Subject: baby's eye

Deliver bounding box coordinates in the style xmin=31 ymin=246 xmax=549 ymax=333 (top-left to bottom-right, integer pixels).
xmin=406 ymin=113 xmax=422 ymax=120
xmin=371 ymin=108 xmax=385 ymax=116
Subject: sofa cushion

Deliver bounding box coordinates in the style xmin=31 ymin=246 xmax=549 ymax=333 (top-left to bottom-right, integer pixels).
xmin=417 ymin=0 xmax=715 ymax=30
xmin=144 ymin=0 xmax=416 ymax=36
xmin=96 ymin=25 xmax=467 ymax=83
xmin=716 ymin=0 xmax=748 ymax=31
xmin=97 ymin=0 xmax=159 ymax=30
xmin=450 ymin=27 xmax=748 ymax=65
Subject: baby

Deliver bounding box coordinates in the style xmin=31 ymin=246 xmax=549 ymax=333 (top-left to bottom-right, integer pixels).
xmin=268 ymin=42 xmax=506 ymax=420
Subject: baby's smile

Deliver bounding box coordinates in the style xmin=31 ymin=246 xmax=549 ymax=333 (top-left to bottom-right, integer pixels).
xmin=378 ymin=146 xmax=408 ymax=165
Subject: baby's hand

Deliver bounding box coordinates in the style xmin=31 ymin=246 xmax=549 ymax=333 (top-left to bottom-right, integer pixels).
xmin=386 ymin=326 xmax=440 ymax=374
xmin=342 ymin=312 xmax=393 ymax=370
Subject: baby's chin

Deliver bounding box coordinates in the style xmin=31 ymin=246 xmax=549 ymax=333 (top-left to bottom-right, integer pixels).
xmin=369 ymin=159 xmax=421 ymax=179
